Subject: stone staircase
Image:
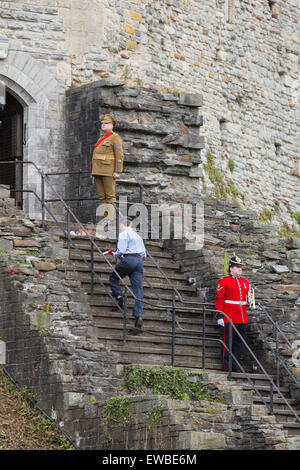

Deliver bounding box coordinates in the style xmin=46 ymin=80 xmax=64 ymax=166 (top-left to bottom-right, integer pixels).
xmin=66 ymin=235 xmax=222 ymax=371
xmin=2 ymin=186 xmax=300 ymax=449
xmin=233 ymin=372 xmax=300 ymax=439
xmin=56 ymin=229 xmax=300 ymax=442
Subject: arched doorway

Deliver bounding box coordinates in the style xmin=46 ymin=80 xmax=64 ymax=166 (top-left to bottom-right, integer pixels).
xmin=0 ymin=91 xmax=24 ymax=208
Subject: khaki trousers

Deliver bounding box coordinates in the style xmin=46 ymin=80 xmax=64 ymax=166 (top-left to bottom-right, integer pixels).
xmin=94 ymin=175 xmax=116 ymax=220
xmin=94 ymin=175 xmax=116 ymax=203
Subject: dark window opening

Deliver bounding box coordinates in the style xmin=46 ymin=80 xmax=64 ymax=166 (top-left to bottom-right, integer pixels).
xmin=274 ymin=142 xmax=281 ymax=157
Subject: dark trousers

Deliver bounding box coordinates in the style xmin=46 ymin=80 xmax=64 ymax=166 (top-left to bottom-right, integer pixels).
xmin=109 ymin=256 xmax=144 ymax=319
xmin=222 ymin=323 xmax=247 ymax=372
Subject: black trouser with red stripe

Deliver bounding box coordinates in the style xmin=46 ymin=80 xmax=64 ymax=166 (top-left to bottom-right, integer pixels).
xmin=222 ymin=323 xmax=247 ymax=372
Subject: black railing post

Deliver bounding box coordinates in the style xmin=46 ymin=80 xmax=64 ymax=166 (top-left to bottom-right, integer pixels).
xmin=270 ymin=381 xmax=274 ymax=414
xmin=14 ymin=158 xmax=21 ymax=208
xmin=139 ymin=185 xmax=143 ymax=204
xmin=41 ymin=173 xmax=45 ymax=230
xmin=90 ymin=239 xmax=94 ymax=297
xmin=116 ymin=202 xmax=119 ymax=241
xmin=123 ymin=289 xmax=128 ymax=344
xmin=171 ymin=293 xmax=176 ymax=367
xmin=228 ymin=320 xmax=233 ymax=380
xmin=67 ymin=209 xmax=71 ymax=257
xmin=202 ymin=307 xmax=206 ymax=369
xmin=275 ymin=322 xmax=280 ymax=388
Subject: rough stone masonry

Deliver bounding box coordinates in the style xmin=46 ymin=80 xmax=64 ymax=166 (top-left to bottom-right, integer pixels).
xmin=65 ymin=80 xmax=204 ymax=222
xmin=0 ymin=164 xmax=300 ymax=449
xmin=0 ymin=0 xmax=299 ymax=226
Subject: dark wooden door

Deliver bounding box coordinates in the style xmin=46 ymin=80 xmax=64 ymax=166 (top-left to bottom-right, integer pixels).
xmin=0 ymin=92 xmax=24 ymax=207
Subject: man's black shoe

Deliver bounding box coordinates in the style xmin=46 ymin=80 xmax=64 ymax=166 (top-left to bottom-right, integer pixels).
xmin=132 ymin=317 xmax=143 ymax=335
xmin=112 ymin=296 xmax=124 ymax=312
xmin=135 ymin=317 xmax=143 ymax=328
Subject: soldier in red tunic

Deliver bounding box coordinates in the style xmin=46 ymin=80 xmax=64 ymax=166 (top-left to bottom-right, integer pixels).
xmin=215 ymin=254 xmax=250 ymax=372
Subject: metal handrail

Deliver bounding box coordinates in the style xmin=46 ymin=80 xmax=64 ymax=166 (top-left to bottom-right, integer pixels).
xmin=0 ymin=160 xmax=186 ymax=325
xmin=4 ymin=161 xmax=295 ymax=357
xmin=42 ymin=167 xmax=194 ymax=306
xmin=255 ymin=304 xmax=300 ymax=391
xmin=0 ymin=160 xmax=143 ymax=313
xmin=1 ymin=160 xmax=299 ymax=425
xmin=42 ymin=167 xmax=185 ymax=303
xmin=170 ymin=298 xmax=300 ymax=395
xmin=110 ymin=199 xmax=184 ymax=303
xmin=27 ymin=163 xmax=184 ymax=304
xmin=119 ymin=299 xmax=300 ymax=422
xmin=257 ymin=304 xmax=293 ymax=348
xmin=212 ymin=311 xmax=300 ymax=422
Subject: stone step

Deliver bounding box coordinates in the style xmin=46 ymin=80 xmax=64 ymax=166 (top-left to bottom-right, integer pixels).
xmin=69 ymin=251 xmax=181 ymax=272
xmin=109 ymin=341 xmax=220 ymax=358
xmin=108 ymin=344 xmax=223 ymax=370
xmin=282 ymin=422 xmax=300 ymax=436
xmin=242 ymin=383 xmax=300 ymax=411
xmin=252 ymin=393 xmax=299 ymax=408
xmin=232 ymin=371 xmax=283 ymax=388
xmin=66 ymin=240 xmax=173 ymax=259
xmin=92 ymin=300 xmax=222 ymax=370
xmin=88 ymin=295 xmax=217 ymax=326
xmin=58 ymin=232 xmax=165 ymax=250
xmin=241 ymin=383 xmax=290 ymax=395
xmin=274 ymin=409 xmax=300 ymax=424
xmin=91 ymin=310 xmax=218 ymax=337
xmin=64 ymin=237 xmax=173 ymax=255
xmin=91 ymin=310 xmax=218 ymax=329
xmin=94 ymin=323 xmax=217 ymax=339
xmin=88 ymin=295 xmax=215 ymax=310
xmin=95 ymin=319 xmax=220 ymax=345
xmin=79 ymin=275 xmax=197 ymax=295
xmin=91 ymin=307 xmax=217 ymax=328
xmin=86 ymin=286 xmax=197 ymax=304
xmin=92 ymin=318 xmax=219 ymax=346
xmin=234 ymin=376 xmax=300 ymax=429
xmin=71 ymin=263 xmax=189 ymax=283
xmin=97 ymin=331 xmax=220 ymax=355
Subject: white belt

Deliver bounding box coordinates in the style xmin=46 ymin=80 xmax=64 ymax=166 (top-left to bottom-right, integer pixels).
xmin=224 ymin=300 xmax=247 ymax=305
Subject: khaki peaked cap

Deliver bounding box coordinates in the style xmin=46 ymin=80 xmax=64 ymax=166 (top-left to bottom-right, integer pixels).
xmin=101 ymin=114 xmax=116 ymax=126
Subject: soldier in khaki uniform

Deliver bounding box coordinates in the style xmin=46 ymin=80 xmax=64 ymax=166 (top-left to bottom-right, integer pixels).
xmin=91 ymin=114 xmax=124 ymax=215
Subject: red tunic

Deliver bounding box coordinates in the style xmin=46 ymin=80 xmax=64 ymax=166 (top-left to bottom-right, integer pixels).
xmin=215 ymin=275 xmax=249 ymax=324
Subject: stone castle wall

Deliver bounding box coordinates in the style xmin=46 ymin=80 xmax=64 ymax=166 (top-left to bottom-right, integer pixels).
xmin=0 ymin=0 xmax=299 ymax=224
xmin=65 ymin=81 xmax=204 ymax=222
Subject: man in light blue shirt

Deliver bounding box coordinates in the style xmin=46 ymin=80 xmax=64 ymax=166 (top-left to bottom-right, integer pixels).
xmin=109 ymin=217 xmax=146 ymax=332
